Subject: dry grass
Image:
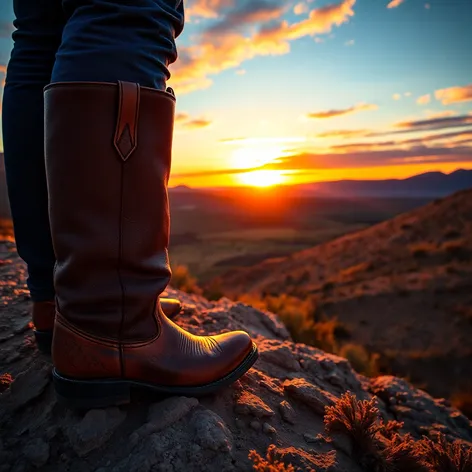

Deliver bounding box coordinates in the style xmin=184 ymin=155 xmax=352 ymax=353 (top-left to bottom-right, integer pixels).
xmin=324 ymin=392 xmax=472 ymax=472
xmin=338 ymin=343 xmax=380 ymax=377
xmin=420 ymin=434 xmax=472 ymax=472
xmin=249 ymin=445 xmax=295 ymax=472
xmin=170 ymin=265 xmax=202 ymax=295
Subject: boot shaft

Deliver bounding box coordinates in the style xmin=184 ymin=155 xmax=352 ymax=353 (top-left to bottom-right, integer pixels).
xmin=45 ymin=81 xmax=175 ymax=341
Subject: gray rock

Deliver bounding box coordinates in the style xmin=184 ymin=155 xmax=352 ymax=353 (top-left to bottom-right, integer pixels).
xmin=7 ymin=364 xmax=51 ymax=411
xmin=234 ymin=391 xmax=274 ymax=418
xmin=133 ymin=396 xmax=199 ymax=439
xmin=249 ymin=420 xmax=261 ymax=431
xmin=284 ymin=378 xmax=336 ymax=415
xmin=278 ymin=400 xmax=297 ymax=424
xmin=67 ymin=408 xmax=126 ymax=457
xmin=263 ymin=423 xmax=276 ymax=435
xmin=260 ymin=341 xmax=301 ymax=372
xmin=193 ymin=409 xmax=233 ymax=452
xmin=23 ymin=438 xmax=50 ymax=468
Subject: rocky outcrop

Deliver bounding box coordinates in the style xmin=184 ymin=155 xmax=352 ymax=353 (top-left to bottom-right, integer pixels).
xmin=1 ymin=239 xmax=471 ymax=471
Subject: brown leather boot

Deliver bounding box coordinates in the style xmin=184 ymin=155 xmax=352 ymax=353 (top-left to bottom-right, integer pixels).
xmin=32 ymin=298 xmax=182 ymax=354
xmin=45 ymin=81 xmax=257 ymax=409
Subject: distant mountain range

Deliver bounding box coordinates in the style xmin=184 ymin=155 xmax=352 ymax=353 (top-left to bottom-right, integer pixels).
xmin=1 ymin=149 xmax=472 ymax=218
xmin=294 ymin=169 xmax=472 ymax=198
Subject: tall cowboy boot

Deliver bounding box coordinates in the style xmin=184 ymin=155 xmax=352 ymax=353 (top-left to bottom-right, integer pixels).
xmin=45 ymin=81 xmax=258 ymax=409
xmin=32 ymin=297 xmax=182 ymax=354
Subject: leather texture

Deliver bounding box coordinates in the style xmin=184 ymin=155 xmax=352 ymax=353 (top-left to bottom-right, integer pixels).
xmin=32 ymin=298 xmax=181 ymax=333
xmin=54 ymin=310 xmax=252 ymax=385
xmin=46 ymin=81 xmax=255 ymax=388
xmin=32 ymin=301 xmax=56 ymax=331
xmin=45 ymin=81 xmax=174 ymax=341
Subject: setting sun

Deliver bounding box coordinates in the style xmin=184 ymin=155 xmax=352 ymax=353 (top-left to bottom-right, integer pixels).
xmin=231 ymin=145 xmax=283 ymax=170
xmin=238 ymin=170 xmax=286 ymax=187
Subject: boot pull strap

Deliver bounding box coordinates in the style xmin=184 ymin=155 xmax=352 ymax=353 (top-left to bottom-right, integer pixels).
xmin=114 ymin=81 xmax=140 ymax=161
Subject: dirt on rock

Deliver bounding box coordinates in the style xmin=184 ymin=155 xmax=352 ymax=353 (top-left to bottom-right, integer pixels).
xmin=1 ymin=238 xmax=471 ymax=471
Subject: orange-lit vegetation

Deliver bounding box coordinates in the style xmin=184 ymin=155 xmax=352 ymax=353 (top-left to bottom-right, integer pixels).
xmin=324 ymin=392 xmax=472 ymax=472
xmin=249 ymin=445 xmax=295 ymax=472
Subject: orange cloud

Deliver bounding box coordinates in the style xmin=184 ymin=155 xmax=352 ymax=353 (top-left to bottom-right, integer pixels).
xmin=307 ymin=102 xmax=377 ymax=119
xmin=184 ymin=119 xmax=212 ymax=129
xmin=175 ymin=112 xmax=212 ymax=129
xmin=169 ymin=0 xmax=356 ymax=93
xmin=316 ymin=129 xmax=371 ymax=139
xmin=294 ymin=2 xmax=308 ymax=15
xmin=186 ymin=0 xmax=234 ymax=18
xmin=435 ymin=84 xmax=472 ymax=105
xmin=387 ymin=0 xmax=406 ymax=8
xmin=416 ymin=94 xmax=431 ymax=105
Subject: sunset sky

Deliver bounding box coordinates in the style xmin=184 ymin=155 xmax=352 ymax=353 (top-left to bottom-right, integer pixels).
xmin=0 ymin=0 xmax=471 ymax=188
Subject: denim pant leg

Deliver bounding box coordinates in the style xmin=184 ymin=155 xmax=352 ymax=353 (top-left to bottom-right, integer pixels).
xmin=52 ymin=0 xmax=185 ymax=89
xmin=2 ymin=0 xmax=65 ymax=302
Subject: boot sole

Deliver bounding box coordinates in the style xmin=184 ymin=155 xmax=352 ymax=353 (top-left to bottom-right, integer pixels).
xmin=53 ymin=342 xmax=259 ymax=409
xmin=34 ymin=330 xmax=53 ymax=355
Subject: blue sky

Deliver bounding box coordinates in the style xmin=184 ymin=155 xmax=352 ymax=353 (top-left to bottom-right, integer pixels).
xmin=1 ymin=0 xmax=471 ymax=187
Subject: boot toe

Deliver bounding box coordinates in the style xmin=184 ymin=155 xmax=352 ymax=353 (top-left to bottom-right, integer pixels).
xmin=160 ymin=298 xmax=181 ymax=318
xmin=213 ymin=330 xmax=254 ymax=375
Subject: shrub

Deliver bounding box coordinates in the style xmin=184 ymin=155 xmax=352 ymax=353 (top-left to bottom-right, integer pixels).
xmin=203 ymin=277 xmax=224 ymax=301
xmin=249 ymin=445 xmax=295 ymax=472
xmin=339 ymin=343 xmax=380 ymax=377
xmin=419 ymin=434 xmax=472 ymax=472
xmin=170 ymin=265 xmax=202 ymax=294
xmin=324 ymin=392 xmax=427 ymax=472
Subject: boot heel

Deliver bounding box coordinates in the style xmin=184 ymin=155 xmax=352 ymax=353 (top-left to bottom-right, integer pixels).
xmin=34 ymin=330 xmax=53 ymax=354
xmin=53 ymin=369 xmax=131 ymax=410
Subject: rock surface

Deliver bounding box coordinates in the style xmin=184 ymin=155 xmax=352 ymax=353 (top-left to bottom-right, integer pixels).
xmin=1 ymin=238 xmax=471 ymax=471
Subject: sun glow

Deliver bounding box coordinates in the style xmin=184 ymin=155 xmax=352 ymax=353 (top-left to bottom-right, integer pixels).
xmin=230 ymin=145 xmax=283 ymax=170
xmin=238 ymin=170 xmax=286 ymax=187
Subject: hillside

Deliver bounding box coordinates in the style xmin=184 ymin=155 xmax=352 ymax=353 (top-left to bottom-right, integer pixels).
xmin=216 ymin=190 xmax=472 ymax=401
xmin=1 ymin=237 xmax=471 ymax=471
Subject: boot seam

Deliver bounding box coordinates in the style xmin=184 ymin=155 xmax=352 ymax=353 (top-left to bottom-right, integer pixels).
xmin=56 ymin=313 xmax=161 ymax=347
xmin=117 ymin=158 xmax=126 ymax=377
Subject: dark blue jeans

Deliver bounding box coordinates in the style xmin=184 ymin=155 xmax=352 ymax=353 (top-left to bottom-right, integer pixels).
xmin=2 ymin=0 xmax=184 ymax=301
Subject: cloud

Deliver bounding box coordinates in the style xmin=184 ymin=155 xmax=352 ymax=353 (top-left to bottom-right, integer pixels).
xmin=235 ymin=69 xmax=246 ymax=75
xmin=345 ymin=39 xmax=355 ymax=46
xmin=416 ymin=94 xmax=431 ymax=105
xmin=307 ymin=102 xmax=378 ymax=119
xmin=294 ymin=2 xmax=308 ymax=15
xmin=387 ymin=0 xmax=406 ymax=8
xmin=184 ymin=119 xmax=212 ymax=129
xmin=169 ymin=0 xmax=356 ymax=93
xmin=435 ymin=84 xmax=472 ymax=105
xmin=395 ymin=114 xmax=472 ymax=132
xmin=266 ymin=145 xmax=472 ymax=170
xmin=186 ymin=0 xmax=235 ymax=18
xmin=205 ymin=0 xmax=286 ymax=35
xmin=175 ymin=112 xmax=212 ymax=129
xmin=316 ymin=129 xmax=371 ymax=139
xmin=0 ymin=22 xmax=13 ymax=39
xmin=393 ymin=93 xmax=401 ymax=100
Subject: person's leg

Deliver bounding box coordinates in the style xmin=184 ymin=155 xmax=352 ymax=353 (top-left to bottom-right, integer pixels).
xmin=46 ymin=0 xmax=258 ymax=408
xmin=52 ymin=0 xmax=185 ymax=89
xmin=2 ymin=0 xmax=64 ymax=303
